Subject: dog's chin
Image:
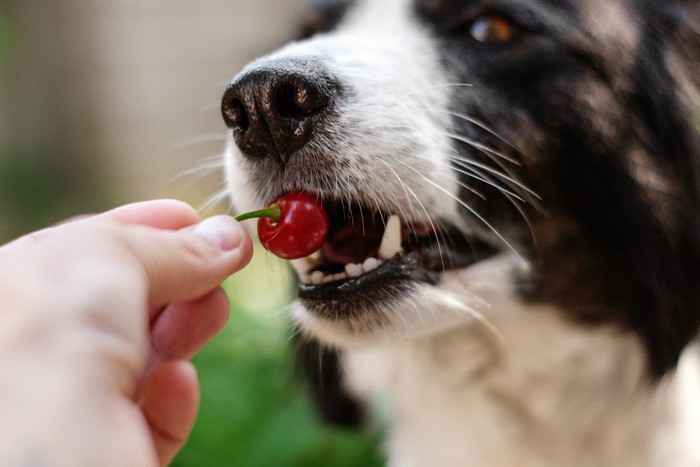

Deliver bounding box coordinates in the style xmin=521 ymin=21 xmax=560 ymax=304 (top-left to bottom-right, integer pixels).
xmin=289 ymin=252 xmax=514 ymax=348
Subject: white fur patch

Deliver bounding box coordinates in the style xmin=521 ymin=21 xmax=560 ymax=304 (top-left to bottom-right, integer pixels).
xmin=342 ymin=258 xmax=700 ymax=466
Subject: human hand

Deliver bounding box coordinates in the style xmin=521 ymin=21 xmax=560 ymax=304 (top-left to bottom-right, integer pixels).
xmin=0 ymin=200 xmax=253 ymax=467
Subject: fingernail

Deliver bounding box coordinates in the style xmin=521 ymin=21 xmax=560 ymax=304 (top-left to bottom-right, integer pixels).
xmin=192 ymin=216 xmax=246 ymax=251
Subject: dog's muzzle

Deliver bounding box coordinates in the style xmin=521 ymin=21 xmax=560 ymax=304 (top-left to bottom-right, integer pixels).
xmin=221 ymin=58 xmax=500 ymax=300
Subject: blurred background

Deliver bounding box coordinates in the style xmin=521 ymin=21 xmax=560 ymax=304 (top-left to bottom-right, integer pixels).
xmin=0 ymin=1 xmax=382 ymax=465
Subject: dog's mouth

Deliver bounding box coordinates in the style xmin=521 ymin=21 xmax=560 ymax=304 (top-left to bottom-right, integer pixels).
xmin=291 ymin=200 xmax=498 ymax=300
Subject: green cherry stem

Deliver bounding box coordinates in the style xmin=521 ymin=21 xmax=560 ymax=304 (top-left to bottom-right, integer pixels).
xmin=234 ymin=204 xmax=282 ymax=222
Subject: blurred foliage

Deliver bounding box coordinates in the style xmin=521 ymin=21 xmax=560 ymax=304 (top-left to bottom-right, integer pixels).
xmin=0 ymin=147 xmax=111 ymax=241
xmin=0 ymin=5 xmax=112 ymax=241
xmin=173 ymin=248 xmax=384 ymax=467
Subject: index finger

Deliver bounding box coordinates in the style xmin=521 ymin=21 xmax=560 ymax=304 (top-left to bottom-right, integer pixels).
xmin=0 ymin=200 xmax=203 ymax=258
xmin=98 ymin=199 xmax=201 ymax=230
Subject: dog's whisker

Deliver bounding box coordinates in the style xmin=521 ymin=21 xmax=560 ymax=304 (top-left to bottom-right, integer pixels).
xmin=364 ymin=187 xmax=388 ymax=227
xmin=393 ymin=172 xmax=447 ymax=272
xmin=370 ymin=125 xmax=502 ymax=201
xmin=288 ymin=321 xmax=307 ymax=344
xmin=443 ymin=132 xmax=521 ymax=166
xmin=378 ymin=159 xmax=419 ymax=224
xmin=388 ymin=122 xmax=524 ymax=196
xmin=357 ymin=200 xmax=367 ymax=236
xmin=333 ymin=170 xmax=342 ymax=208
xmin=198 ymin=102 xmax=223 ymax=114
xmin=453 ymin=160 xmax=538 ymax=244
xmin=374 ymin=127 xmax=532 ymax=248
xmin=380 ymin=177 xmax=413 ymax=232
xmin=376 ymin=125 xmax=527 ymax=203
xmin=446 ymin=155 xmax=540 ymax=200
xmin=450 ymin=160 xmax=539 ymax=241
xmin=445 ymin=138 xmax=545 ymax=215
xmin=372 ymin=125 xmax=528 ymax=200
xmin=393 ymin=306 xmax=414 ymax=336
xmin=425 ymin=107 xmax=519 ymax=151
xmin=170 ymin=157 xmax=225 ymax=184
xmin=456 ymin=302 xmax=507 ymax=349
xmin=395 ymin=159 xmax=526 ymax=265
xmin=401 ymin=82 xmax=474 ymax=99
xmin=408 ymin=152 xmax=522 ymax=202
xmin=441 ymin=130 xmax=546 ymax=223
xmin=199 ymin=184 xmax=231 ymax=214
xmin=171 ymin=132 xmax=229 ymax=150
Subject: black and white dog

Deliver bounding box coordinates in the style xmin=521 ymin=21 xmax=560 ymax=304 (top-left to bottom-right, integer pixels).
xmin=221 ymin=0 xmax=700 ymax=465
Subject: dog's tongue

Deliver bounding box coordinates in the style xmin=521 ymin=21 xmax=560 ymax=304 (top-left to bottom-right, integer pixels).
xmin=321 ymin=224 xmax=383 ymax=264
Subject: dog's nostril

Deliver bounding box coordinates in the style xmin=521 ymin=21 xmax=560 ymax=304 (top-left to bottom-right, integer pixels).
xmin=275 ymin=82 xmax=329 ymax=121
xmin=222 ymin=59 xmax=337 ymax=164
xmin=222 ymin=97 xmax=250 ymax=133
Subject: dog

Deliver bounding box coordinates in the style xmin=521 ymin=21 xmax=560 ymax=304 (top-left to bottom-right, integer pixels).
xmin=220 ymin=0 xmax=700 ymax=465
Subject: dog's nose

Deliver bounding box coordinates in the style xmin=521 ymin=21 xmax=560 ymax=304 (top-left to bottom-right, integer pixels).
xmin=221 ymin=60 xmax=337 ymax=164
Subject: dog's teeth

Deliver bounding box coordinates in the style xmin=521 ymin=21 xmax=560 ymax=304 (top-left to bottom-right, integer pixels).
xmin=378 ymin=214 xmax=402 ymax=260
xmin=363 ymin=257 xmax=381 ymax=272
xmin=310 ymin=270 xmax=325 ymax=285
xmin=304 ymin=250 xmax=322 ymax=265
xmin=306 ymin=257 xmax=387 ymax=287
xmin=345 ymin=263 xmax=363 ymax=277
xmin=291 ymin=258 xmax=312 ymax=277
xmin=333 ymin=272 xmax=347 ymax=281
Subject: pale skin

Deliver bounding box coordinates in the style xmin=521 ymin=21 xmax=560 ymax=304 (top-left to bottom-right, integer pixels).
xmin=0 ymin=200 xmax=253 ymax=467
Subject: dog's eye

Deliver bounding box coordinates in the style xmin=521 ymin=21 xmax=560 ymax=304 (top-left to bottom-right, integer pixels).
xmin=468 ymin=14 xmax=517 ymax=43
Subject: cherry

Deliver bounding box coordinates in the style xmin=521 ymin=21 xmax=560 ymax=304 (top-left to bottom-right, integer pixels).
xmin=235 ymin=191 xmax=328 ymax=260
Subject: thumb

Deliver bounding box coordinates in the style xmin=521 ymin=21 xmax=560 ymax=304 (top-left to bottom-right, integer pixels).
xmin=124 ymin=215 xmax=253 ymax=312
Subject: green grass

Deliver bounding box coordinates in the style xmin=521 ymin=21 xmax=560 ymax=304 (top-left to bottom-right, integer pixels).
xmin=172 ymin=245 xmax=384 ymax=467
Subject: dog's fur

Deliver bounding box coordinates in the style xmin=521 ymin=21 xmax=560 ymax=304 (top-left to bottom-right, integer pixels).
xmin=222 ymin=0 xmax=700 ymax=465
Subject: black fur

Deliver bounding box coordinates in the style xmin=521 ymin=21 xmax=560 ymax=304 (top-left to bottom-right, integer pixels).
xmin=419 ymin=0 xmax=700 ymax=376
xmin=295 ymin=336 xmax=365 ymax=427
xmin=298 ymin=0 xmax=356 ymax=40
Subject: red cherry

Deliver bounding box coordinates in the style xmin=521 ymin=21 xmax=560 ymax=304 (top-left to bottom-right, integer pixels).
xmin=235 ymin=192 xmax=328 ymax=260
